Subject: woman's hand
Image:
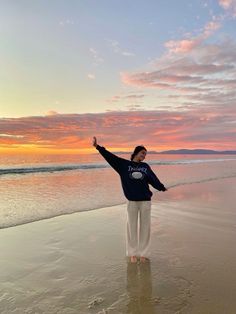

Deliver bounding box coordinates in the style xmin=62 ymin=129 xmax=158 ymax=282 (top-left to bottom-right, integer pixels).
xmin=92 ymin=136 xmax=98 ymax=148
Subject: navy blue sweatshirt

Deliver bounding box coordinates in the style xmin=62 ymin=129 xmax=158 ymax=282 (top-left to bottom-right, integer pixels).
xmin=96 ymin=145 xmax=166 ymax=201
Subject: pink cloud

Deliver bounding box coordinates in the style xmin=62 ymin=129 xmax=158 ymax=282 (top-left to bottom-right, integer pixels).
xmin=165 ymin=38 xmax=201 ymax=54
xmin=165 ymin=19 xmax=221 ymax=54
xmin=203 ymin=20 xmax=222 ymax=37
xmin=219 ymin=0 xmax=236 ymax=17
xmin=121 ymin=40 xmax=236 ymax=106
xmin=0 ymin=108 xmax=235 ymax=151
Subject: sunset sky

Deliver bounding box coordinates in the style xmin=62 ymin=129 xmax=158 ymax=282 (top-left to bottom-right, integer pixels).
xmin=0 ymin=0 xmax=236 ymax=153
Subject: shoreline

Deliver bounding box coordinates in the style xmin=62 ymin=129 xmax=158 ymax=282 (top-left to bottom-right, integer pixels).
xmin=2 ymin=173 xmax=236 ymax=230
xmin=1 ymin=178 xmax=236 ymax=313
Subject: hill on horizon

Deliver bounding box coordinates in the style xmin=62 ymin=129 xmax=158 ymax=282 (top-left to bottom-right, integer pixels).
xmin=116 ymin=149 xmax=236 ymax=155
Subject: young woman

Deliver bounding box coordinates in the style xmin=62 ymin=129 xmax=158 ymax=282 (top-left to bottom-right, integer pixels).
xmin=92 ymin=136 xmax=167 ymax=263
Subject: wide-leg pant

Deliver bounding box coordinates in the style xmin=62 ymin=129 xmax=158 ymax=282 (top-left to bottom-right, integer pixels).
xmin=126 ymin=200 xmax=151 ymax=258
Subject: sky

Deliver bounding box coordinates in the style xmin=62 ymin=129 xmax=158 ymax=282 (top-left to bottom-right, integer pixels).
xmin=0 ymin=0 xmax=236 ymax=153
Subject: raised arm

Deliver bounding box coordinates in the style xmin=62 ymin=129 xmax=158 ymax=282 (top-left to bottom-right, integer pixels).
xmin=92 ymin=136 xmax=126 ymax=174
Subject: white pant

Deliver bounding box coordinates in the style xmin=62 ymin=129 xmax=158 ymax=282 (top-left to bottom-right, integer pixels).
xmin=126 ymin=200 xmax=151 ymax=258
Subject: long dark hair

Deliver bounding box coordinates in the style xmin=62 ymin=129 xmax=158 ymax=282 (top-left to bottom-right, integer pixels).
xmin=130 ymin=145 xmax=147 ymax=161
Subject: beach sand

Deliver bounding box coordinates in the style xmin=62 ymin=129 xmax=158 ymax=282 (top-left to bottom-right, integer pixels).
xmin=1 ymin=177 xmax=236 ymax=314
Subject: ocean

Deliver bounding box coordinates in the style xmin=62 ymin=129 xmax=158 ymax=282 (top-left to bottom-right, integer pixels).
xmin=1 ymin=152 xmax=236 ymax=229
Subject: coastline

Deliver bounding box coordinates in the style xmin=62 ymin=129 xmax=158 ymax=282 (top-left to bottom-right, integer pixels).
xmin=1 ymin=177 xmax=236 ymax=313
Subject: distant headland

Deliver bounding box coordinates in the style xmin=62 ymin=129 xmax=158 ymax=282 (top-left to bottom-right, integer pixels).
xmin=116 ymin=149 xmax=236 ymax=155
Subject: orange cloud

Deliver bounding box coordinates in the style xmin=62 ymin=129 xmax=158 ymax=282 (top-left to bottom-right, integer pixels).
xmin=46 ymin=111 xmax=59 ymax=116
xmin=0 ymin=107 xmax=235 ymax=153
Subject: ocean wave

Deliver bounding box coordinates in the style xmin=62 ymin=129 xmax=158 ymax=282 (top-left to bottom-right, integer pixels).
xmin=167 ymin=173 xmax=236 ymax=189
xmin=149 ymin=157 xmax=236 ymax=165
xmin=1 ymin=157 xmax=236 ymax=176
xmin=1 ymin=173 xmax=236 ymax=229
xmin=0 ymin=201 xmax=125 ymax=229
xmin=0 ymin=163 xmax=105 ymax=176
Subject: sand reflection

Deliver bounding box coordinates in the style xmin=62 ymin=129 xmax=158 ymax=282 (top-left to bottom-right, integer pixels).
xmin=126 ymin=261 xmax=155 ymax=314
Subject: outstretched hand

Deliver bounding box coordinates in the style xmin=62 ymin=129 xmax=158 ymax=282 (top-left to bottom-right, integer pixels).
xmin=92 ymin=136 xmax=98 ymax=148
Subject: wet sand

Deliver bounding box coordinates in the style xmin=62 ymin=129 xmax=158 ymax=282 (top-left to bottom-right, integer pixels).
xmin=1 ymin=177 xmax=236 ymax=314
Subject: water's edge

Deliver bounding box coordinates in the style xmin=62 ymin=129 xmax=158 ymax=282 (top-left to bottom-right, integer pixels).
xmin=1 ymin=174 xmax=236 ymax=230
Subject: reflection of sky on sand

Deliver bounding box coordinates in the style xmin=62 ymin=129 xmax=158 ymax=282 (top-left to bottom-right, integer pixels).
xmin=156 ymin=175 xmax=236 ymax=206
xmin=151 ymin=178 xmax=236 ymax=240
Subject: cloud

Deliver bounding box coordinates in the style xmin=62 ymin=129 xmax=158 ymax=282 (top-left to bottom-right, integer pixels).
xmin=125 ymin=94 xmax=145 ymax=100
xmin=165 ymin=38 xmax=200 ymax=54
xmin=0 ymin=108 xmax=235 ymax=150
xmin=121 ymin=39 xmax=236 ymax=109
xmin=59 ymin=19 xmax=75 ymax=26
xmin=121 ymin=15 xmax=233 ymax=94
xmin=106 ymin=39 xmax=135 ymax=57
xmin=126 ymin=104 xmax=143 ymax=111
xmin=165 ymin=19 xmax=221 ymax=54
xmin=0 ymin=134 xmax=24 ymax=138
xmin=141 ymin=10 xmax=233 ymax=95
xmin=89 ymin=48 xmax=104 ymax=66
xmin=108 ymin=96 xmax=120 ymax=103
xmin=46 ymin=111 xmax=59 ymax=116
xmin=219 ymin=0 xmax=236 ymax=17
xmin=122 ymin=51 xmax=136 ymax=57
xmin=106 ymin=93 xmax=145 ymax=102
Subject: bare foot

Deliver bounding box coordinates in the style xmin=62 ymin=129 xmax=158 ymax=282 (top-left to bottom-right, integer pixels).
xmin=130 ymin=256 xmax=137 ymax=263
xmin=140 ymin=256 xmax=149 ymax=263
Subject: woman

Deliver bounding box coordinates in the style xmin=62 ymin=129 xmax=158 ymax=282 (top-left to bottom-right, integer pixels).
xmin=92 ymin=136 xmax=167 ymax=263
